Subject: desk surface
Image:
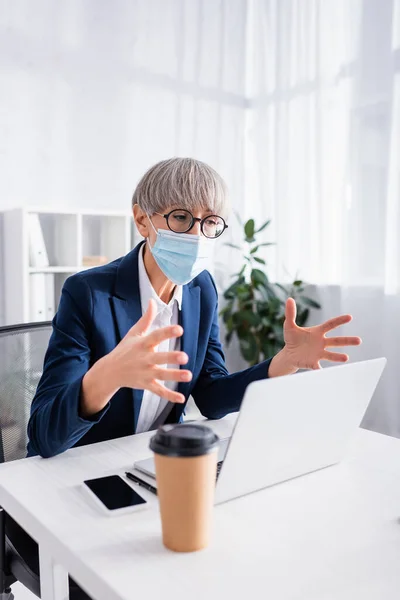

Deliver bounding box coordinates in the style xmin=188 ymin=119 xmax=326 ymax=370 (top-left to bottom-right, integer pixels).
xmin=1 ymin=416 xmax=400 ymax=600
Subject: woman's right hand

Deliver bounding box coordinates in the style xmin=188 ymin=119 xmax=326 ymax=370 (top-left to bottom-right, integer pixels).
xmin=80 ymin=299 xmax=191 ymax=418
xmin=107 ymin=298 xmax=191 ymax=402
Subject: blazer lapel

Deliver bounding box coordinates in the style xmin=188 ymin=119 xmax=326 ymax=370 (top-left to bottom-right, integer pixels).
xmin=111 ymin=295 xmax=142 ymax=341
xmin=165 ymin=285 xmax=201 ymax=425
xmin=178 ymin=284 xmax=200 ymax=399
xmin=110 ymin=242 xmax=145 ymax=431
xmin=109 ymin=241 xmax=201 ymax=429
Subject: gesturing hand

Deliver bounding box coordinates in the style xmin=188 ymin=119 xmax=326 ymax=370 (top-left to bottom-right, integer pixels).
xmin=108 ymin=298 xmax=191 ymax=403
xmin=282 ymin=297 xmax=362 ymax=371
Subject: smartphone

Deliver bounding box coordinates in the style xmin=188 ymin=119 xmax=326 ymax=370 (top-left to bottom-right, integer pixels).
xmin=83 ymin=475 xmax=147 ymax=515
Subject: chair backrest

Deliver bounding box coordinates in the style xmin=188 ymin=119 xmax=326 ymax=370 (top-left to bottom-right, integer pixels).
xmin=0 ymin=322 xmax=52 ymax=463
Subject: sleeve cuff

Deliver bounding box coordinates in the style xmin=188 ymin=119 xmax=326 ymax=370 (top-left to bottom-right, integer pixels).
xmin=76 ymin=376 xmax=111 ymax=424
xmin=77 ymin=402 xmax=110 ymax=424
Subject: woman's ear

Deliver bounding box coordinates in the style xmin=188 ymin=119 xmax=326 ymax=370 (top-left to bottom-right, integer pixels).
xmin=133 ymin=204 xmax=149 ymax=238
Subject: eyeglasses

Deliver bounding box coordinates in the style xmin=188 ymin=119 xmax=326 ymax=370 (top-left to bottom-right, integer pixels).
xmin=155 ymin=209 xmax=228 ymax=239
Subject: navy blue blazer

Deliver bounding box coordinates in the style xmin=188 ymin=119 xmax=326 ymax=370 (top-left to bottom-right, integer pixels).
xmin=27 ymin=241 xmax=272 ymax=458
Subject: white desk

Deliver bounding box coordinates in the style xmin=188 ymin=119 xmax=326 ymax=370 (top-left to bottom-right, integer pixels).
xmin=1 ymin=416 xmax=400 ymax=600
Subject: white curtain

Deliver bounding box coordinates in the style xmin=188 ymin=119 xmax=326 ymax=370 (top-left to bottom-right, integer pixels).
xmin=239 ymin=0 xmax=400 ymax=437
xmin=0 ymin=0 xmax=248 ymax=212
xmin=0 ymin=0 xmax=248 ymax=324
xmin=2 ymin=0 xmax=400 ymax=436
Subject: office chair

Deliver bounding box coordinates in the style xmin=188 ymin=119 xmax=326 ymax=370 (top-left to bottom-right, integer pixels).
xmin=0 ymin=321 xmax=52 ymax=600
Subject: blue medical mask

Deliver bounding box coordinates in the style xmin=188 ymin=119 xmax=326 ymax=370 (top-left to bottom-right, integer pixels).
xmin=147 ymin=216 xmax=213 ymax=285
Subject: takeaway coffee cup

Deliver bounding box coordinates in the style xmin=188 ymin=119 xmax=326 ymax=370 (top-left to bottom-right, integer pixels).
xmin=150 ymin=423 xmax=219 ymax=552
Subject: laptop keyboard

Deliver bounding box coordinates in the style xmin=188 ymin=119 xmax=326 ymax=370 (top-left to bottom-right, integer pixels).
xmin=216 ymin=460 xmax=223 ymax=479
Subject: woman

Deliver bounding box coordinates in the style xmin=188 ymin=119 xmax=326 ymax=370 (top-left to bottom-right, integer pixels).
xmin=7 ymin=157 xmax=361 ymax=600
xmin=27 ymin=157 xmax=361 ymax=458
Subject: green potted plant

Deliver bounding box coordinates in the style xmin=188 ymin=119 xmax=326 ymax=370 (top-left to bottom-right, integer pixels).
xmin=220 ymin=217 xmax=321 ymax=366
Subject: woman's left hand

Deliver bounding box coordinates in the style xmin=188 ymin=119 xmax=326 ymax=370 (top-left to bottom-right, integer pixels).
xmin=269 ymin=298 xmax=362 ymax=377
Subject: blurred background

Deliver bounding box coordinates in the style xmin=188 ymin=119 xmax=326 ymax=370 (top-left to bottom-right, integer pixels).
xmin=0 ymin=0 xmax=400 ymax=436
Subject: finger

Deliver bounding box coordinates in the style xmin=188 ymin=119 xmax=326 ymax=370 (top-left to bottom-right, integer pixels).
xmin=128 ymin=299 xmax=157 ymax=337
xmin=324 ymin=336 xmax=362 ymax=348
xmin=312 ymin=361 xmax=322 ymax=370
xmin=149 ymin=382 xmax=185 ymax=403
xmin=145 ymin=325 xmax=184 ymax=348
xmin=152 ymin=367 xmax=192 ymax=383
xmin=320 ymin=314 xmax=352 ymax=334
xmin=322 ymin=351 xmax=349 ymax=363
xmin=152 ymin=351 xmax=189 ymax=365
xmin=285 ymin=297 xmax=297 ymax=326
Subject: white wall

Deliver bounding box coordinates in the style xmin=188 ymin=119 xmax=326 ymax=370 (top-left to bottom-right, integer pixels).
xmin=0 ymin=1 xmax=396 ymax=439
xmin=0 ymin=0 xmax=249 ymax=324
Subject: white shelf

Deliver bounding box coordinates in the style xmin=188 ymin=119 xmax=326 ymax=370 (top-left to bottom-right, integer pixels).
xmin=17 ymin=207 xmax=132 ymax=217
xmin=29 ymin=267 xmax=81 ymax=274
xmin=2 ymin=208 xmax=136 ymax=325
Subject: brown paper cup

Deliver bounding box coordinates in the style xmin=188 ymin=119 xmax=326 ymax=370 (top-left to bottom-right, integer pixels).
xmin=154 ymin=450 xmax=218 ymax=552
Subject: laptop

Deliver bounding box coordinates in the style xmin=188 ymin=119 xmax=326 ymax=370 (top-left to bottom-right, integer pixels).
xmin=134 ymin=358 xmax=386 ymax=504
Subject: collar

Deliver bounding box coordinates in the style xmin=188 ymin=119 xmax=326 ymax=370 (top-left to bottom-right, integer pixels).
xmin=138 ymin=242 xmax=183 ymax=313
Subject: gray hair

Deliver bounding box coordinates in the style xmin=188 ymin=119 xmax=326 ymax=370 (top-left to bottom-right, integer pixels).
xmin=132 ymin=158 xmax=229 ymax=217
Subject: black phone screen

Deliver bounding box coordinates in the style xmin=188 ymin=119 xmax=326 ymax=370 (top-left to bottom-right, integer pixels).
xmin=84 ymin=475 xmax=147 ymax=510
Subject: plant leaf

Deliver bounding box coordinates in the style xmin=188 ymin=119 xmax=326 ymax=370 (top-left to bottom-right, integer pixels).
xmin=255 ymin=219 xmax=271 ymax=234
xmin=239 ymin=335 xmax=259 ymax=364
xmin=223 ymin=276 xmax=245 ymax=299
xmin=244 ymin=219 xmax=255 ymax=240
xmin=221 ymin=310 xmax=232 ymax=324
xmin=256 ymin=300 xmax=269 ymax=314
xmin=235 ymin=285 xmax=252 ymax=301
xmin=275 ymin=283 xmax=289 ymax=296
xmin=296 ymin=308 xmax=310 ymax=327
xmin=242 ymin=310 xmax=261 ymax=327
xmin=260 ymin=282 xmax=278 ymax=300
xmin=226 ymin=330 xmax=234 ymax=345
xmin=299 ymin=296 xmax=321 ymax=309
xmin=232 ymin=267 xmax=247 ymax=279
xmin=268 ymin=297 xmax=282 ymax=313
xmin=224 ymin=243 xmax=242 ymax=250
xmin=232 ymin=310 xmax=259 ymax=328
xmin=260 ymin=335 xmax=281 ymax=360
xmin=251 ymin=268 xmax=269 ymax=288
xmin=293 ymin=280 xmax=303 ymax=286
xmin=249 ymin=243 xmax=274 ymax=254
xmin=272 ymin=322 xmax=283 ymax=338
xmin=253 ymin=257 xmax=266 ymax=265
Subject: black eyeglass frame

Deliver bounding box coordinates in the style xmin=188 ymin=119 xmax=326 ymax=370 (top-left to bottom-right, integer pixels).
xmin=156 ymin=209 xmax=228 ymax=239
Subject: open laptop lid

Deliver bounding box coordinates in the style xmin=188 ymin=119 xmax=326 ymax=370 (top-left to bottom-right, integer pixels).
xmin=214 ymin=357 xmax=386 ymax=504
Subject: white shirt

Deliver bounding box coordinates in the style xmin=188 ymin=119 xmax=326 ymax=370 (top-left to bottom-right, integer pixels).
xmin=135 ymin=244 xmax=183 ymax=433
